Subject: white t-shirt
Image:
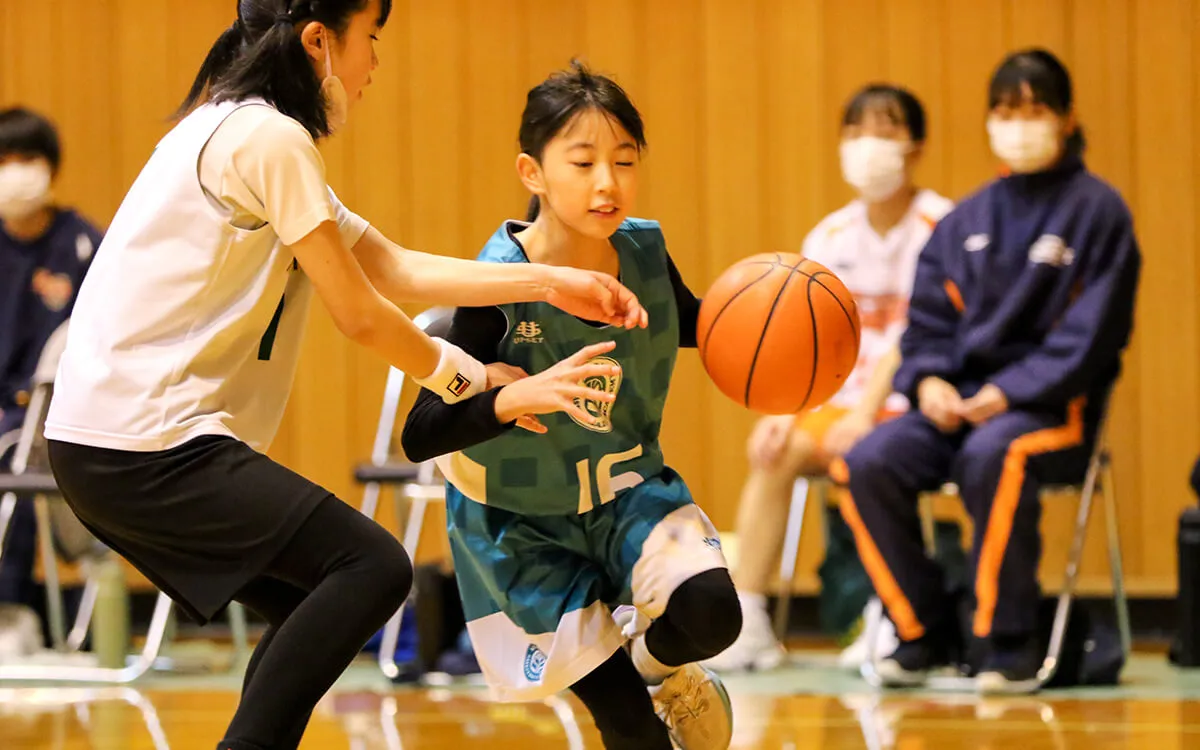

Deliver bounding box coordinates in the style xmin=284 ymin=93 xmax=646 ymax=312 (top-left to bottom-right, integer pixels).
xmin=45 ymin=100 xmax=369 ymax=452
xmin=802 ymin=189 xmax=953 ymax=412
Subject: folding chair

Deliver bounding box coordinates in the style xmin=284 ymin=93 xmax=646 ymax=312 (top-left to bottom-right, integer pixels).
xmin=0 ymin=321 xmax=248 ymax=683
xmin=860 ymin=417 xmax=1131 ymax=692
xmin=353 ymin=308 xmax=452 ymax=681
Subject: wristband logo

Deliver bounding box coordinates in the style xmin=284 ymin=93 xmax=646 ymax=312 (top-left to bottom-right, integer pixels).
xmin=447 ymin=373 xmax=471 ymax=397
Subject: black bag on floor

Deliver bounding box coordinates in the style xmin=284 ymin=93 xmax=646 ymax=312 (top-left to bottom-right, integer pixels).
xmin=954 ymin=594 xmax=1124 ymax=687
xmin=1169 ymin=504 xmax=1200 ymax=667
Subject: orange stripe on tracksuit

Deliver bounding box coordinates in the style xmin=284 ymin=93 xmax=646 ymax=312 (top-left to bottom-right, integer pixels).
xmin=943 ymin=279 xmax=965 ymax=313
xmin=830 ymin=457 xmax=925 ymax=641
xmin=972 ymin=397 xmax=1086 ymax=637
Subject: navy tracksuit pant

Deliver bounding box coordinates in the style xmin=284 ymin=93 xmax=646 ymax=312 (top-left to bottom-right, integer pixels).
xmin=833 ymin=397 xmax=1101 ymax=641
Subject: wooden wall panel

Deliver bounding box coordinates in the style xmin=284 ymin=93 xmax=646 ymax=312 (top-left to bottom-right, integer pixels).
xmin=1130 ymin=0 xmax=1198 ymax=587
xmin=3 ymin=0 xmax=1198 ymax=597
xmin=641 ymin=0 xmax=709 ymax=519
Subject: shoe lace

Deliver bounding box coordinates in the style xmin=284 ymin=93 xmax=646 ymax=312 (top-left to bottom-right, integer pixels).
xmin=657 ymin=671 xmax=711 ymax=731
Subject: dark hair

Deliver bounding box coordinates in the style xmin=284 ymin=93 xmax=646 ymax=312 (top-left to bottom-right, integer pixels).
xmin=841 ymin=84 xmax=927 ymax=144
xmin=988 ymin=48 xmax=1084 ymax=153
xmin=177 ymin=0 xmax=391 ymax=140
xmin=0 ymin=108 xmax=62 ymax=174
xmin=518 ymin=61 xmax=647 ymax=222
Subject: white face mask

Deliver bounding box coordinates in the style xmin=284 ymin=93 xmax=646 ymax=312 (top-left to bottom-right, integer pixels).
xmin=321 ymin=38 xmax=348 ymax=133
xmin=0 ymin=160 xmax=52 ymax=222
xmin=839 ymin=137 xmax=909 ymax=202
xmin=987 ymin=118 xmax=1061 ymax=173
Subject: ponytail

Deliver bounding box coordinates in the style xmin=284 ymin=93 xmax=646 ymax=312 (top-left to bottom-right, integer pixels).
xmin=171 ymin=1 xmax=393 ymax=140
xmin=175 ymin=21 xmax=244 ymax=120
xmin=526 ymin=196 xmax=540 ymax=222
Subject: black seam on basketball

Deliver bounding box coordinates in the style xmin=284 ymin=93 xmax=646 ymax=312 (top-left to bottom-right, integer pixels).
xmin=698 ymin=263 xmax=778 ymax=364
xmin=810 ymin=271 xmax=860 ymax=342
xmin=744 ymin=262 xmax=806 ymax=408
xmin=795 ymin=276 xmax=822 ymax=412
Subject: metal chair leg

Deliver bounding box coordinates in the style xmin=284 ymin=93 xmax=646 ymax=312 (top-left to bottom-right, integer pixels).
xmin=378 ymin=487 xmax=430 ymax=680
xmin=1036 ymin=446 xmax=1104 ymax=689
xmin=65 ymin=574 xmax=99 ymax=652
xmin=919 ymin=491 xmax=938 ymax=557
xmin=0 ymin=491 xmax=16 ymax=560
xmin=34 ymin=494 xmax=67 ymax=650
xmin=773 ymin=476 xmax=811 ymax=641
xmin=359 ymin=481 xmax=383 ymax=521
xmin=1101 ymin=454 xmax=1132 ymax=657
xmin=226 ymin=601 xmax=251 ymax=668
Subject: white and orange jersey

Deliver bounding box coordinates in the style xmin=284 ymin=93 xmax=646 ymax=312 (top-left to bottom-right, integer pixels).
xmin=802 ymin=189 xmax=953 ymax=412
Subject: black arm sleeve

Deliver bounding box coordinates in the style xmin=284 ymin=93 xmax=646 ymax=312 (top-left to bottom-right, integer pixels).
xmin=667 ymin=252 xmax=701 ymax=349
xmin=400 ymin=306 xmax=515 ymax=463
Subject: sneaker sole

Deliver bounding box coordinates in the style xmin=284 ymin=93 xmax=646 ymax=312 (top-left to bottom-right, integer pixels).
xmin=976 ymin=670 xmax=1041 ymax=695
xmin=704 ymin=667 xmax=735 ymax=749
xmin=874 ymin=659 xmax=929 ymax=688
xmin=660 ymin=666 xmax=735 ymax=750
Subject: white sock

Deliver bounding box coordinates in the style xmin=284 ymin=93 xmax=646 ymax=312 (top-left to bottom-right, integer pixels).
xmin=632 ymin=635 xmax=677 ymax=686
xmin=738 ymin=591 xmax=768 ymax=614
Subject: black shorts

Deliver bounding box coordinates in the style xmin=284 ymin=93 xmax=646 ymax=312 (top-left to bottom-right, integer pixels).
xmin=48 ymin=435 xmax=332 ymax=623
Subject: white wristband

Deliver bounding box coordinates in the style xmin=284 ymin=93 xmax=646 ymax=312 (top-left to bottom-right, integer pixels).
xmin=414 ymin=338 xmax=487 ymax=404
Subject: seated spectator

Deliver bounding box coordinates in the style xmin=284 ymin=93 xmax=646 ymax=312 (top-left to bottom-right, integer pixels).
xmin=0 ymin=106 xmax=102 ymax=609
xmin=833 ymin=49 xmax=1141 ymax=693
xmin=706 ymin=84 xmax=953 ymax=673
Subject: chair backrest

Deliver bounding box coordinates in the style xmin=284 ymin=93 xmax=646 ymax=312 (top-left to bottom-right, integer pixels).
xmin=11 ymin=320 xmax=71 ymax=476
xmin=3 ymin=319 xmax=106 ymax=562
xmin=369 ymin=307 xmax=454 ymax=471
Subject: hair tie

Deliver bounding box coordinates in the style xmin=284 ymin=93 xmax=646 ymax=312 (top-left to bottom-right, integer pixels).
xmin=275 ymin=12 xmax=294 ymax=26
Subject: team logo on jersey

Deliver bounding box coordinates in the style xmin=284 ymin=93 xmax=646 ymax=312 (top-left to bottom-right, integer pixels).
xmin=571 ymin=355 xmax=622 ymax=433
xmin=31 ymin=269 xmax=72 ymax=312
xmin=703 ymin=536 xmax=723 ymax=551
xmin=513 ymin=321 xmax=544 ymax=344
xmin=964 ymin=234 xmax=990 ymax=253
xmin=523 ymin=644 xmax=548 ymax=682
xmin=1029 ymin=234 xmax=1075 ymax=268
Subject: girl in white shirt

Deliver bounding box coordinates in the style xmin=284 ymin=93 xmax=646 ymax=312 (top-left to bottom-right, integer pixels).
xmin=43 ymin=2 xmax=644 ymax=749
xmin=706 ymin=83 xmax=952 ymax=675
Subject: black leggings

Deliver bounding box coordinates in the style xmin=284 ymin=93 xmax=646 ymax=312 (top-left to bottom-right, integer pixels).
xmin=219 ymin=497 xmax=413 ymax=750
xmin=569 ymin=568 xmax=741 ymax=749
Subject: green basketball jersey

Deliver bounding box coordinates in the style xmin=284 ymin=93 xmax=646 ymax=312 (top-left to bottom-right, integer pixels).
xmin=437 ymin=218 xmax=680 ymax=516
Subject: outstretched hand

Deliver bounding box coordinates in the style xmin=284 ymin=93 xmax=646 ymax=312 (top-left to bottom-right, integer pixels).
xmin=543 ymin=267 xmax=648 ymax=329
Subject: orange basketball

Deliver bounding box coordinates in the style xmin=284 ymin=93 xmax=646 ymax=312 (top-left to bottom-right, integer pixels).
xmin=697 ymin=253 xmax=861 ymax=415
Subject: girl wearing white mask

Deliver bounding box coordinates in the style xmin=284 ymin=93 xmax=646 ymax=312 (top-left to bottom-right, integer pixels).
xmin=835 ymin=49 xmax=1139 ymax=693
xmin=706 ymin=84 xmax=953 ymax=675
xmin=0 ymin=107 xmax=102 ymax=614
xmin=42 ymin=2 xmax=645 ymax=749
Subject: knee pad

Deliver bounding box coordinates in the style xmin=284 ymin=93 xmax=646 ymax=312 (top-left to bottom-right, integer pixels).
xmin=667 ymin=569 xmax=742 ymax=655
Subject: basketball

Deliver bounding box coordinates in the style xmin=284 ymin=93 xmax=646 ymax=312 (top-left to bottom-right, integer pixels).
xmin=697 ymin=253 xmax=861 ymax=415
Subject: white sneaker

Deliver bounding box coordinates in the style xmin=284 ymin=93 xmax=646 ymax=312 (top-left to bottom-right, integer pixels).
xmin=650 ymin=663 xmax=733 ymax=749
xmin=701 ymin=597 xmax=786 ymax=673
xmin=837 ymin=600 xmax=898 ymax=670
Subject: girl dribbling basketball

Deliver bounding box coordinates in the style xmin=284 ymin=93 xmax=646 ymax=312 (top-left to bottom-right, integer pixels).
xmin=402 ymin=62 xmax=738 ymax=750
